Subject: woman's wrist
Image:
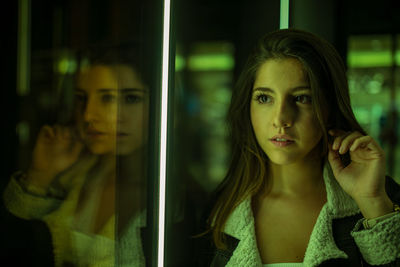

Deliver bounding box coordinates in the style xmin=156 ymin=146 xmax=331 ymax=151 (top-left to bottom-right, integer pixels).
xmin=355 ymin=193 xmax=393 ymax=219
xmin=16 ymin=170 xmax=65 ymax=199
xmin=24 ymin=168 xmax=57 ymax=190
xmin=361 ymin=202 xmax=400 ymax=229
xmin=15 ymin=171 xmax=48 ymax=197
xmin=16 ymin=168 xmax=57 ymax=197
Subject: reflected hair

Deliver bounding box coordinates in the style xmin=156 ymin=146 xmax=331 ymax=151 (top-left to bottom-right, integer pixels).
xmin=75 ymin=43 xmax=146 ymax=81
xmin=208 ymin=29 xmax=366 ymax=249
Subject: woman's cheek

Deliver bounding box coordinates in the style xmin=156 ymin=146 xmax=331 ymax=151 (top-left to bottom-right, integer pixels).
xmin=298 ymin=113 xmax=323 ymax=145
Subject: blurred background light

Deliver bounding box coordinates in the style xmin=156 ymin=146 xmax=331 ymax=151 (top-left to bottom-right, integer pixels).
xmin=347 ymin=50 xmax=394 ymax=68
xmin=175 ymin=54 xmax=186 ymax=72
xmin=188 ymin=54 xmax=234 ymax=71
xmin=187 ymin=42 xmax=234 ymax=71
xmin=57 ymin=57 xmax=77 ymax=74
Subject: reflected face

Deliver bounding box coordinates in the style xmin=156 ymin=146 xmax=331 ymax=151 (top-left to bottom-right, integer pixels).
xmin=74 ymin=64 xmax=148 ymax=155
xmin=250 ymin=58 xmax=322 ymax=165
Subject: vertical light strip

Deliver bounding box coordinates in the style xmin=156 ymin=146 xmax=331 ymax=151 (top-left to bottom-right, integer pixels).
xmin=17 ymin=0 xmax=30 ymax=96
xmin=280 ymin=0 xmax=289 ymax=29
xmin=158 ymin=0 xmax=171 ymax=266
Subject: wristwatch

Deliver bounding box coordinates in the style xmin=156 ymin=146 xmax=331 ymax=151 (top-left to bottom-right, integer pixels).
xmin=362 ymin=202 xmax=400 ymax=229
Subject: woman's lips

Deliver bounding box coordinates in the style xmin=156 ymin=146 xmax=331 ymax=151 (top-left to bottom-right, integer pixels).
xmin=85 ymin=128 xmax=130 ymax=139
xmin=270 ymin=135 xmax=295 ymax=147
xmin=270 ymin=139 xmax=295 ymax=147
xmin=86 ymin=129 xmax=106 ymax=138
xmin=116 ymin=132 xmax=130 ymax=139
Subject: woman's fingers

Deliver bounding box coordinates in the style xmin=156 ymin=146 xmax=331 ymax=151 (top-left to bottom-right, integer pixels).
xmin=329 ymin=130 xmax=354 ymax=152
xmin=54 ymin=125 xmax=68 ymax=140
xmin=38 ymin=125 xmax=82 ymax=152
xmin=350 ymin=135 xmax=385 ymax=160
xmin=337 ymin=132 xmax=363 ymax=154
xmin=61 ymin=126 xmax=71 ymax=139
xmin=329 ymin=130 xmax=385 ymax=161
xmin=329 ymin=130 xmax=367 ymax=154
xmin=329 ymin=130 xmax=348 ymax=150
xmin=328 ymin=143 xmax=344 ymax=174
xmin=349 ymin=135 xmax=372 ymax=152
xmin=40 ymin=125 xmax=55 ymax=139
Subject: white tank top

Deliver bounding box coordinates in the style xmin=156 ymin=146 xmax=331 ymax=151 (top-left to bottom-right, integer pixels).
xmin=263 ymin=263 xmax=303 ymax=267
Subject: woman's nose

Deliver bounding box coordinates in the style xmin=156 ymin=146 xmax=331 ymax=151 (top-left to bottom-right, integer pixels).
xmin=83 ymin=97 xmax=100 ymax=122
xmin=272 ymin=100 xmax=293 ymax=129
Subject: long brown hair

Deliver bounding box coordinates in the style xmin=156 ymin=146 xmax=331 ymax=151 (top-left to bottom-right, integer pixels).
xmin=208 ymin=29 xmax=366 ymax=249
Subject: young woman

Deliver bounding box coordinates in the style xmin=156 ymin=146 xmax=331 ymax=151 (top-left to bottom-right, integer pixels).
xmin=3 ymin=48 xmax=150 ymax=267
xmin=202 ymin=29 xmax=400 ymax=266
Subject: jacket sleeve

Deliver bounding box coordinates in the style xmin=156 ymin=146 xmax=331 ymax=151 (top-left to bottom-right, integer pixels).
xmin=351 ymin=213 xmax=400 ymax=265
xmin=350 ymin=176 xmax=400 ymax=266
xmin=2 ymin=173 xmax=63 ymax=220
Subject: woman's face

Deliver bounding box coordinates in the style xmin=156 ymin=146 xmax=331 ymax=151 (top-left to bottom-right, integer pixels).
xmin=74 ymin=64 xmax=148 ymax=155
xmin=250 ymin=58 xmax=322 ymax=165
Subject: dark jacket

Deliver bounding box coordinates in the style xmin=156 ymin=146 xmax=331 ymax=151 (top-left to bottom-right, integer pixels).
xmin=196 ymin=176 xmax=400 ymax=267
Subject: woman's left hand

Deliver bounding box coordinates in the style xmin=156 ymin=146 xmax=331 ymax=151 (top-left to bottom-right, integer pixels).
xmin=328 ymin=130 xmax=393 ymax=218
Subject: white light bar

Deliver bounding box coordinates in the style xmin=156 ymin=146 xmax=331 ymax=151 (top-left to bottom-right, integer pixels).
xmin=17 ymin=0 xmax=30 ymax=96
xmin=158 ymin=0 xmax=171 ymax=266
xmin=280 ymin=0 xmax=289 ymax=29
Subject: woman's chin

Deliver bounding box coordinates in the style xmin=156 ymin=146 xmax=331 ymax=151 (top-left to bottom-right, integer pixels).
xmin=115 ymin=145 xmax=144 ymax=156
xmin=84 ymin=138 xmax=146 ymax=157
xmin=267 ymin=153 xmax=302 ymax=166
xmin=86 ymin=144 xmax=115 ymax=156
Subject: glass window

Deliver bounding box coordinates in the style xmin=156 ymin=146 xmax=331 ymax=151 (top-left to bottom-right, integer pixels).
xmin=348 ymin=34 xmax=400 ymax=182
xmin=164 ymin=0 xmax=280 ymax=265
xmin=3 ymin=0 xmax=164 ymax=266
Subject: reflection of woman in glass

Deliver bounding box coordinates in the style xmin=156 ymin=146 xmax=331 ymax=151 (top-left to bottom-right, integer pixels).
xmin=3 ymin=48 xmax=148 ymax=266
xmin=202 ymin=29 xmax=400 ymax=266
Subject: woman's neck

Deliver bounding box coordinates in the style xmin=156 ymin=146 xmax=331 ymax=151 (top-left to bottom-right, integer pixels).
xmin=97 ymin=149 xmax=146 ymax=181
xmin=265 ymin=158 xmax=325 ymax=198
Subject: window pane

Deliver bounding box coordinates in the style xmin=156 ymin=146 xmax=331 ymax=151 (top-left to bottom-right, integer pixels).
xmin=3 ymin=0 xmax=163 ymax=266
xmin=348 ymin=34 xmax=400 ymax=182
xmin=164 ymin=0 xmax=280 ymax=265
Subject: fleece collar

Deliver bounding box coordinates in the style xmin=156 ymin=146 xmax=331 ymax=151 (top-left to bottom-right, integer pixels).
xmin=223 ymin=164 xmax=360 ymax=267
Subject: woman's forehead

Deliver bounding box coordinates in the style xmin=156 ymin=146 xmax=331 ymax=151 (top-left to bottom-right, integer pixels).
xmin=76 ymin=64 xmax=146 ymax=91
xmin=253 ymin=58 xmax=309 ymax=92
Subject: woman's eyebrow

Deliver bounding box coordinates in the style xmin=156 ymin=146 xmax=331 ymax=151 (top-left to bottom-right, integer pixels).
xmin=97 ymin=88 xmax=118 ymax=93
xmin=252 ymin=86 xmax=311 ymax=93
xmin=121 ymin=88 xmax=146 ymax=93
xmin=253 ymin=87 xmax=275 ymax=93
xmin=75 ymin=88 xmax=147 ymax=94
xmin=291 ymin=86 xmax=311 ymax=92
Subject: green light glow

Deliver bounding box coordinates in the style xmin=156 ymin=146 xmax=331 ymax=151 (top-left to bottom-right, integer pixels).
xmin=175 ymin=54 xmax=185 ymax=72
xmin=188 ymin=54 xmax=234 ymax=71
xmin=353 ymin=107 xmax=370 ymax=124
xmin=57 ymin=58 xmax=77 ymax=74
xmin=396 ymin=52 xmax=400 ymax=65
xmin=348 ymin=50 xmax=400 ymax=68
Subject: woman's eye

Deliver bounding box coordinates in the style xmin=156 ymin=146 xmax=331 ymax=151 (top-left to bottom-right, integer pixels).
xmin=101 ymin=94 xmax=117 ymax=103
xmin=74 ymin=94 xmax=86 ymax=103
xmin=125 ymin=94 xmax=142 ymax=104
xmin=294 ymin=95 xmax=312 ymax=104
xmin=255 ymin=94 xmax=272 ymax=104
